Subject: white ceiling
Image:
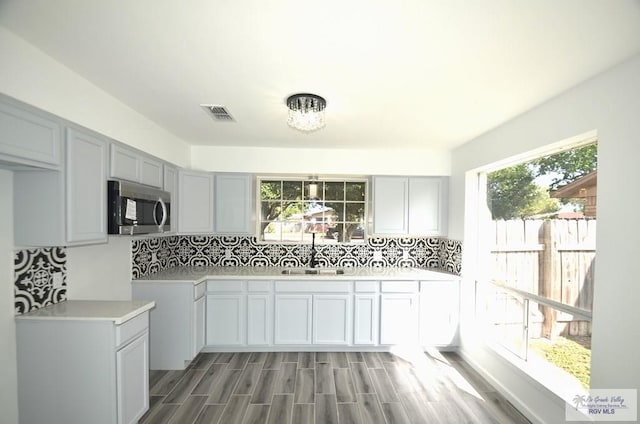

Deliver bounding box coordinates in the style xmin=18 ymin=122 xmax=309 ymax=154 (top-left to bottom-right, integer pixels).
xmin=2 ymin=0 xmax=640 ymax=151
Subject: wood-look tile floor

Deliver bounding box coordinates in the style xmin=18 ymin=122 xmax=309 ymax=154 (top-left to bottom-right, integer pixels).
xmin=141 ymin=350 xmax=531 ymax=424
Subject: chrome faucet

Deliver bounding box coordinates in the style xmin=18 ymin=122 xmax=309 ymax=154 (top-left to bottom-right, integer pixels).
xmin=309 ymin=232 xmax=319 ymax=268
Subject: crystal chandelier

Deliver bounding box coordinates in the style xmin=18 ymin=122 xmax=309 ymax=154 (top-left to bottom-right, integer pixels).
xmin=286 ymin=93 xmax=326 ymax=132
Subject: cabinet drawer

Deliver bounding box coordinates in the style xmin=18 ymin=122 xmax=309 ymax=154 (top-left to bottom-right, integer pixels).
xmin=248 ymin=280 xmax=272 ymax=292
xmin=207 ymin=280 xmax=245 ymax=292
xmin=275 ymin=280 xmax=351 ymax=293
xmin=355 ymin=281 xmax=378 ymax=293
xmin=116 ymin=312 xmax=149 ymax=347
xmin=194 ymin=282 xmax=206 ymax=299
xmin=381 ymin=281 xmax=419 ymax=293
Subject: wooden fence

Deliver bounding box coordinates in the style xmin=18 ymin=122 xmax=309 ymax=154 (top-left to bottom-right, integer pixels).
xmin=490 ymin=219 xmax=596 ymax=337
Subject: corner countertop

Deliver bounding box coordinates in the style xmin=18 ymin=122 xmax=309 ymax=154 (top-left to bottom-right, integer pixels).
xmin=15 ymin=300 xmax=156 ymax=325
xmin=132 ymin=266 xmax=460 ymax=284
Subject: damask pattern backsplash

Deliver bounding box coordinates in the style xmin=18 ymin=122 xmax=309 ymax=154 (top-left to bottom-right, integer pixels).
xmin=14 ymin=247 xmax=67 ymax=314
xmin=131 ymin=235 xmax=462 ymax=279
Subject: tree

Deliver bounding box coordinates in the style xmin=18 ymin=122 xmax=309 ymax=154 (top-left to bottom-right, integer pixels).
xmin=487 ymin=165 xmax=560 ymax=219
xmin=533 ymin=144 xmax=597 ymax=191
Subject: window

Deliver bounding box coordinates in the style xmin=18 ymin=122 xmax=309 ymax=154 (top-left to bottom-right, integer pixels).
xmin=258 ymin=178 xmax=367 ymax=243
xmin=476 ymin=140 xmax=597 ymax=395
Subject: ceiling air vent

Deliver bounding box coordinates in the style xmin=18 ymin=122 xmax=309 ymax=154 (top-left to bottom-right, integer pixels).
xmin=200 ymin=104 xmax=235 ymax=122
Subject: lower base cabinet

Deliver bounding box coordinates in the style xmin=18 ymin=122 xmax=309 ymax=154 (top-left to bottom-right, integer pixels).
xmin=313 ymin=295 xmax=351 ymax=344
xmin=274 ymin=294 xmax=313 ymax=344
xmin=353 ymin=294 xmax=379 ymax=345
xmin=380 ymin=293 xmax=419 ymax=345
xmin=132 ymin=282 xmax=205 ymax=370
xmin=247 ymin=294 xmax=272 ymax=345
xmin=206 ymin=294 xmax=245 ymax=345
xmin=16 ymin=311 xmax=150 ymax=424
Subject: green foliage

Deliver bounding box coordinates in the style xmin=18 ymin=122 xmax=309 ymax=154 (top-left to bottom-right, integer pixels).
xmin=487 ymin=165 xmax=560 ymax=219
xmin=487 ymin=143 xmax=597 ymax=219
xmin=533 ymin=144 xmax=597 ymax=191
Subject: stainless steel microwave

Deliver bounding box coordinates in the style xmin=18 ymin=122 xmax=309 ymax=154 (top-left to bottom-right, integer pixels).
xmin=107 ymin=180 xmax=171 ymax=235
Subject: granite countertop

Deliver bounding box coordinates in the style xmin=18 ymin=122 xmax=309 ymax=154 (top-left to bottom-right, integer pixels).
xmin=15 ymin=300 xmax=156 ymax=325
xmin=132 ymin=266 xmax=459 ymax=284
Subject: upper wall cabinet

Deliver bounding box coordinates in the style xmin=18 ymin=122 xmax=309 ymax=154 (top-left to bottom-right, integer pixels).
xmin=214 ymin=174 xmax=253 ymax=234
xmin=177 ymin=169 xmax=214 ymax=234
xmin=0 ymin=94 xmax=62 ymax=169
xmin=372 ymin=176 xmax=448 ymax=236
xmin=163 ymin=164 xmax=178 ymax=233
xmin=14 ymin=125 xmax=108 ymax=246
xmin=110 ymin=144 xmax=163 ymax=188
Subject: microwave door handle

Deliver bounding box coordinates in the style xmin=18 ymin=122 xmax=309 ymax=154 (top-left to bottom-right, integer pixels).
xmin=157 ymin=198 xmax=168 ymax=229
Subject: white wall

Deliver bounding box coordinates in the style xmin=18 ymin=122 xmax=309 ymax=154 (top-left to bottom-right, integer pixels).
xmin=66 ymin=237 xmax=134 ymax=301
xmin=451 ymin=54 xmax=640 ymax=423
xmin=191 ymin=145 xmax=451 ymax=175
xmin=0 ymin=26 xmax=191 ymax=168
xmin=0 ymin=170 xmax=18 ymax=424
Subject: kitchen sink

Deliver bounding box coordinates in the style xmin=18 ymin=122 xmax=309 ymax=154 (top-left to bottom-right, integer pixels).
xmin=281 ymin=268 xmax=345 ymax=275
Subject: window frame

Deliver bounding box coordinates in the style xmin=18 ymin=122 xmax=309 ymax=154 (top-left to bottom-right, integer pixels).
xmin=255 ymin=175 xmax=369 ymax=244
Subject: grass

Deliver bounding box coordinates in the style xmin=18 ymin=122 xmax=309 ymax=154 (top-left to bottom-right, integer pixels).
xmin=530 ymin=335 xmax=591 ymax=389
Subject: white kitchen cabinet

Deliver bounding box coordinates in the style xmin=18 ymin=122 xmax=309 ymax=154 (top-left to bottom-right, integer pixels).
xmin=215 ymin=173 xmax=253 ymax=234
xmin=247 ymin=294 xmax=272 ymax=345
xmin=372 ymin=176 xmax=408 ymax=234
xmin=372 ymin=176 xmax=448 ymax=236
xmin=14 ymin=125 xmax=108 ymax=246
xmin=110 ymin=143 xmax=163 ymax=188
xmin=420 ymin=280 xmax=460 ymax=347
xmin=380 ymin=280 xmax=420 ymax=345
xmin=193 ymin=295 xmax=206 ymax=354
xmin=131 ymin=281 xmax=205 ymax=369
xmin=354 ymin=294 xmax=379 ymax=345
xmin=206 ymin=294 xmax=245 ymax=345
xmin=15 ymin=301 xmax=153 ymax=424
xmin=313 ymin=295 xmax=351 ymax=344
xmin=116 ymin=330 xmax=149 ymax=424
xmin=178 ymin=169 xmax=214 ymax=233
xmin=65 ymin=127 xmax=108 ymax=243
xmin=163 ymin=164 xmax=177 ymax=233
xmin=274 ymin=294 xmax=313 ymax=344
xmin=0 ymin=94 xmax=62 ymax=168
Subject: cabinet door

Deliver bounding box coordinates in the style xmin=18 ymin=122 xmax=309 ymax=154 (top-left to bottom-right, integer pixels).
xmin=66 ymin=128 xmax=107 ymax=243
xmin=215 ymin=174 xmax=252 ymax=234
xmin=420 ymin=281 xmax=460 ymax=346
xmin=178 ymin=170 xmax=214 ymax=233
xmin=0 ymin=97 xmax=62 ymax=167
xmin=408 ymin=177 xmax=446 ymax=235
xmin=206 ymin=294 xmax=245 ymax=345
xmin=193 ymin=296 xmax=206 ymax=356
xmin=380 ymin=294 xmax=419 ymax=345
xmin=140 ymin=156 xmax=163 ymax=188
xmin=274 ymin=295 xmax=312 ymax=344
xmin=313 ymin=295 xmax=350 ymax=345
xmin=354 ymin=295 xmax=379 ymax=345
xmin=373 ymin=176 xmax=408 ymax=234
xmin=110 ymin=144 xmax=139 ymax=182
xmin=247 ymin=294 xmax=272 ymax=345
xmin=163 ymin=164 xmax=177 ymax=233
xmin=116 ymin=332 xmax=149 ymax=424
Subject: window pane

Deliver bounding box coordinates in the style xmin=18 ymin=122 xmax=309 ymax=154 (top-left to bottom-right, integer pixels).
xmin=282 ymin=181 xmax=302 ymax=200
xmin=261 ymin=201 xmax=281 ymax=221
xmin=304 ymin=181 xmax=321 ymax=200
xmin=260 ymin=181 xmax=281 ymax=200
xmin=262 ymin=222 xmax=281 ymax=241
xmin=327 ymin=202 xmax=344 ymax=222
xmin=346 ymin=202 xmax=365 ymax=223
xmin=324 ymin=182 xmax=344 ymax=201
xmin=345 ymin=182 xmax=366 ymax=201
